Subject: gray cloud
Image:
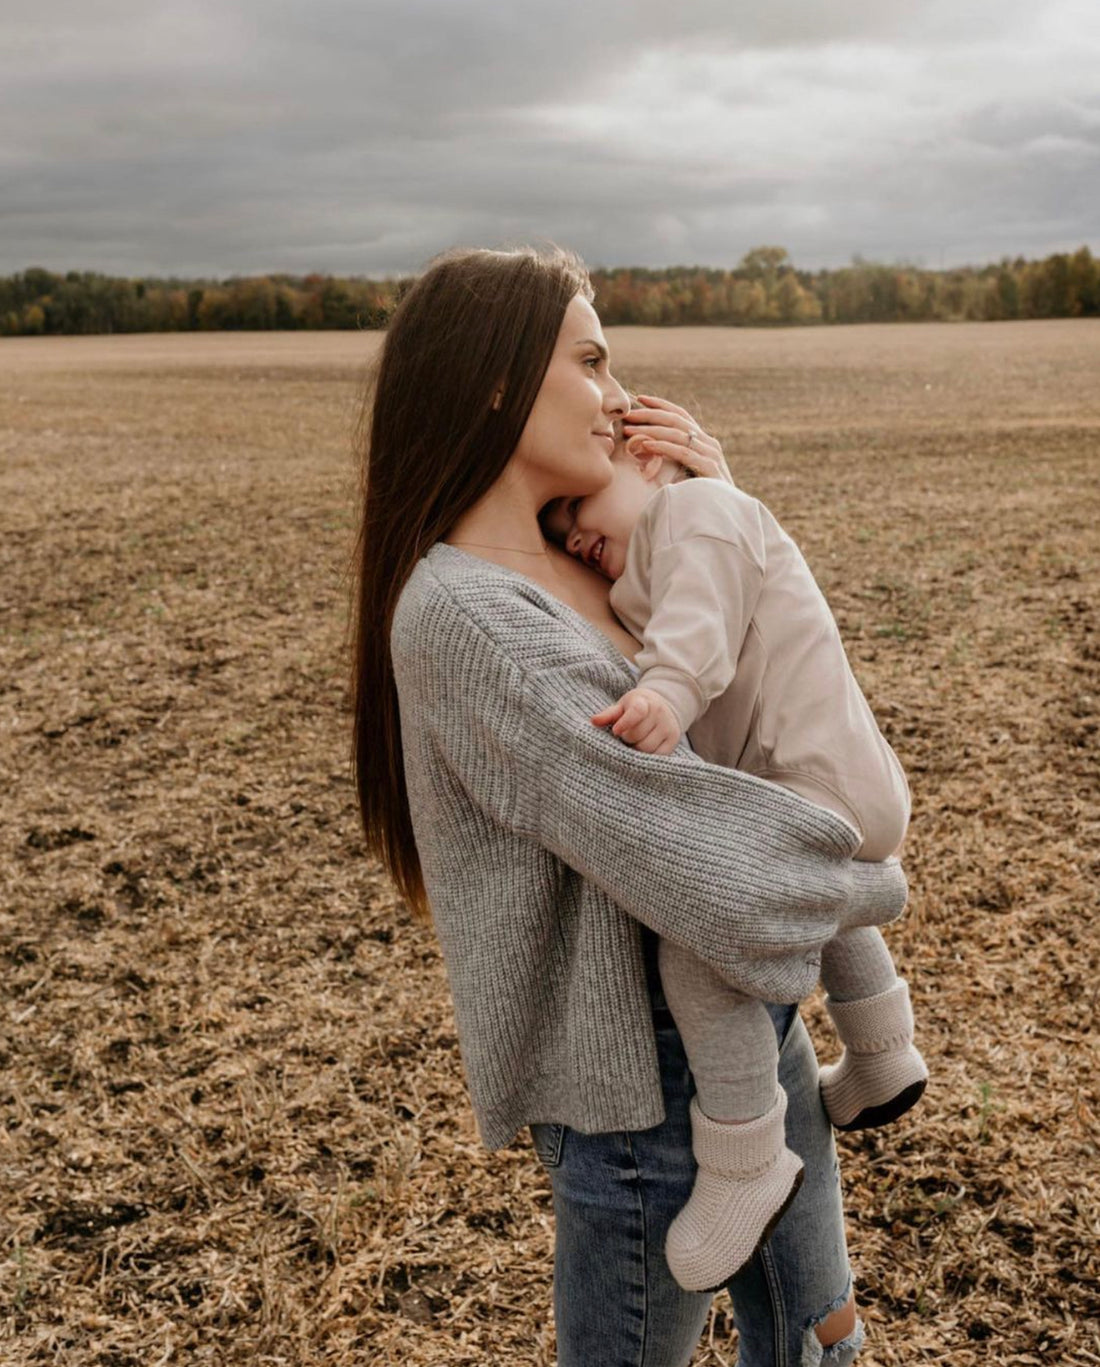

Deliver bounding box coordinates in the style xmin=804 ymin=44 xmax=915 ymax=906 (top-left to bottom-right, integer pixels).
xmin=1 ymin=0 xmax=1097 ymax=276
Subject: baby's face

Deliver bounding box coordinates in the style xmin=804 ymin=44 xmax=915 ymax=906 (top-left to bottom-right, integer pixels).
xmin=542 ymin=448 xmax=657 ymax=581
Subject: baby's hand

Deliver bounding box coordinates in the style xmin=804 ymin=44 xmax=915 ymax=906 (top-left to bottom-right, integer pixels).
xmin=591 ymin=688 xmax=682 ymax=755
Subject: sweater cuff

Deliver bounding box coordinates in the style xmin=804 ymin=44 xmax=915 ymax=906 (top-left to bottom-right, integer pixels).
xmin=634 ymin=666 xmax=707 ymax=732
xmin=842 ymin=856 xmax=910 ymax=929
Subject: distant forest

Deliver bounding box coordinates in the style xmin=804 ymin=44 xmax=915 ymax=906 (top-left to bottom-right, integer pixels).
xmin=2 ymin=245 xmax=1098 ymax=336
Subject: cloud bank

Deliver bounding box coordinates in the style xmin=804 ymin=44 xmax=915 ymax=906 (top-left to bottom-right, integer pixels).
xmin=1 ymin=0 xmax=1097 ymax=275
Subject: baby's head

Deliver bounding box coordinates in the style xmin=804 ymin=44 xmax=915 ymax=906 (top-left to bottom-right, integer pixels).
xmin=540 ymin=434 xmax=689 ymax=581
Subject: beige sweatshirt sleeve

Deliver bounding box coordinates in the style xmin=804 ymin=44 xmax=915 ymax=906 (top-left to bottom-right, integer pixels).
xmin=629 ymin=482 xmax=767 ymax=732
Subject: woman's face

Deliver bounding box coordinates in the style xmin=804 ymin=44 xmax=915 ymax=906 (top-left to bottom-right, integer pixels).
xmin=511 ymin=294 xmax=630 ymax=500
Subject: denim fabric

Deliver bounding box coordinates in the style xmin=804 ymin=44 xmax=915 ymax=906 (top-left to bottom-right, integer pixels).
xmin=530 ymin=989 xmax=862 ymax=1366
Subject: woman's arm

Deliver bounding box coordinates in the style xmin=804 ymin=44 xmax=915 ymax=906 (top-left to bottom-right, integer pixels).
xmin=397 ymin=557 xmax=907 ymax=1002
xmin=525 ymin=654 xmax=905 ymax=1000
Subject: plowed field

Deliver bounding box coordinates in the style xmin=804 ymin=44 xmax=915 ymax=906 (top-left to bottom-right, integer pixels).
xmin=2 ymin=321 xmax=1098 ymax=1364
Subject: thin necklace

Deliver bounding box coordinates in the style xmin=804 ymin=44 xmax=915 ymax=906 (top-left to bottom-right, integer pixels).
xmin=450 ymin=540 xmax=549 ymax=555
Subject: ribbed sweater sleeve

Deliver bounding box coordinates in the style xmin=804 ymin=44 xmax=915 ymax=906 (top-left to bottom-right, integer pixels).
xmin=526 ymin=665 xmax=904 ymax=1000
xmin=395 ymin=550 xmax=908 ymax=1004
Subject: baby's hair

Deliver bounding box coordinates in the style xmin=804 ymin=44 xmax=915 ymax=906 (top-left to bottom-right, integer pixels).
xmin=535 ymin=500 xmax=571 ymax=546
xmin=538 ymin=498 xmax=566 ymax=547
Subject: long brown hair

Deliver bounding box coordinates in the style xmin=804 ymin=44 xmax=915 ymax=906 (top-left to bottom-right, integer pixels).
xmin=352 ymin=245 xmax=593 ymax=916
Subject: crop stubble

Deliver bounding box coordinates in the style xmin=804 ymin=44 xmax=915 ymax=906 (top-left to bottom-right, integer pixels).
xmin=1 ymin=321 xmax=1098 ymax=1365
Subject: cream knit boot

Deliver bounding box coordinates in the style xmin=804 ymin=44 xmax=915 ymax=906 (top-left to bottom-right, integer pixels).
xmin=819 ymin=979 xmax=928 ymax=1131
xmin=665 ymin=1091 xmax=804 ymax=1293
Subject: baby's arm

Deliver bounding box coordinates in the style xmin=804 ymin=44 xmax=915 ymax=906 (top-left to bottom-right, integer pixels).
xmin=632 ymin=490 xmax=766 ymax=734
xmin=592 ymin=484 xmax=767 ymax=756
xmin=591 ymin=527 xmax=762 ymax=754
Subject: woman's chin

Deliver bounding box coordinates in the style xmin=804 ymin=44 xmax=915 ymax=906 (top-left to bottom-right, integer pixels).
xmin=576 ymin=453 xmax=615 ymax=492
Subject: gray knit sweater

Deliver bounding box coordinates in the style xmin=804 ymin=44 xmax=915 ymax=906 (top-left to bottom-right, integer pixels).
xmin=390 ymin=543 xmax=909 ymax=1150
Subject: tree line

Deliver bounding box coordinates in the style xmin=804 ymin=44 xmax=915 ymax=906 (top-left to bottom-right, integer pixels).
xmin=2 ymin=245 xmax=1097 ymax=336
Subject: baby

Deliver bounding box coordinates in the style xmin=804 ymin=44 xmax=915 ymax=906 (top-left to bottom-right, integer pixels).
xmin=541 ymin=437 xmax=928 ymax=1294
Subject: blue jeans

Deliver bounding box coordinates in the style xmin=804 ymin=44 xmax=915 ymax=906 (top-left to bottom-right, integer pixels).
xmin=530 ymin=996 xmax=863 ymax=1366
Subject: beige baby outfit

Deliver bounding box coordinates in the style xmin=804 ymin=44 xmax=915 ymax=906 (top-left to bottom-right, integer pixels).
xmin=609 ymin=477 xmax=926 ymax=1293
xmin=610 ymin=477 xmax=910 ymax=853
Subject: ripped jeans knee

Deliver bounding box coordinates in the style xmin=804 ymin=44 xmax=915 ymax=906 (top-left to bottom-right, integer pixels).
xmin=803 ymin=1282 xmax=865 ymax=1367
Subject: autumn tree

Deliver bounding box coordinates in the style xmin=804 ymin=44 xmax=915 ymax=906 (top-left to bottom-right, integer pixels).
xmin=2 ymin=249 xmax=1096 ymax=334
xmin=738 ymin=246 xmax=791 ymax=281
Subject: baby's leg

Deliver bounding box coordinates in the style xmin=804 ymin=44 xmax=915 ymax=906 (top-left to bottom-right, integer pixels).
xmin=660 ymin=935 xmax=777 ymax=1121
xmin=821 ymin=924 xmax=897 ymax=1002
xmin=658 ymin=938 xmax=804 ymax=1292
xmin=819 ymin=924 xmax=927 ymax=1131
xmin=774 ymin=759 xmax=927 ymax=1132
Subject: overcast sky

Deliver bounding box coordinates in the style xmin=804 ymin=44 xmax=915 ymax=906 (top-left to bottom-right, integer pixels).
xmin=2 ymin=0 xmax=1098 ymax=278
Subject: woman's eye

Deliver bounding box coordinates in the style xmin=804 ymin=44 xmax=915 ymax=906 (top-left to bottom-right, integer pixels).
xmin=567 ymin=498 xmax=580 ymax=518
xmin=584 ymin=354 xmax=600 ymax=369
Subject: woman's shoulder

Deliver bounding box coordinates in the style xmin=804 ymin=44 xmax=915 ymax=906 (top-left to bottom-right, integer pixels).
xmin=393 ymin=543 xmax=627 ymax=680
xmin=396 ymin=543 xmax=562 ymax=636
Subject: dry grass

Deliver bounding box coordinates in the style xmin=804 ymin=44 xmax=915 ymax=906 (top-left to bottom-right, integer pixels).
xmin=1 ymin=320 xmax=1098 ymax=1365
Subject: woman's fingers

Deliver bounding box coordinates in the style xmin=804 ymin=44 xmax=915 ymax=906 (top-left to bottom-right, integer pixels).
xmin=684 ymin=452 xmax=734 ymax=483
xmin=626 ymin=435 xmax=733 ymax=484
xmin=627 ymin=397 xmax=716 ymax=445
xmin=625 ymin=392 xmax=733 ymax=483
xmin=624 ymin=422 xmax=717 ymax=451
xmin=625 ymin=406 xmax=700 ymax=441
xmin=625 ymin=412 xmax=722 ymax=459
xmin=633 ymin=393 xmax=695 ymax=421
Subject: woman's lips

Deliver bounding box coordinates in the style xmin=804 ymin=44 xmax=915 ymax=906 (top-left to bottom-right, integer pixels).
xmin=587 ymin=536 xmax=605 ymax=570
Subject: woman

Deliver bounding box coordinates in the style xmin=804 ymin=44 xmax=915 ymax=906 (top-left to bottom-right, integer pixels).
xmin=352 ymin=245 xmax=907 ymax=1365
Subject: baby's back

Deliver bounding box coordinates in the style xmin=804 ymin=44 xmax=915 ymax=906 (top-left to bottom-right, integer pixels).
xmin=610 ymin=480 xmax=909 ymax=851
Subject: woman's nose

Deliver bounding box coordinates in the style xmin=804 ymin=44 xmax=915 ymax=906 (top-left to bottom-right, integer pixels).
xmin=566 ymin=526 xmax=583 ymax=557
xmin=604 ymin=371 xmax=630 ymax=415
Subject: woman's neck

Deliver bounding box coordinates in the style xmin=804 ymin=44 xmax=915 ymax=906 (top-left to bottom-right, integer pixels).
xmin=441 ymin=467 xmax=638 ymax=662
xmin=446 ymin=470 xmax=549 ymax=562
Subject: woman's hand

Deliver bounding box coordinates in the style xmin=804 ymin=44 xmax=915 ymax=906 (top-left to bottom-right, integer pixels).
xmin=623 ymin=394 xmax=733 ymax=484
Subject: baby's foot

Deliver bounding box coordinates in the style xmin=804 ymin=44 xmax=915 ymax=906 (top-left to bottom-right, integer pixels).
xmin=819 ymin=980 xmax=929 ymax=1131
xmin=665 ymin=1092 xmax=804 ymax=1293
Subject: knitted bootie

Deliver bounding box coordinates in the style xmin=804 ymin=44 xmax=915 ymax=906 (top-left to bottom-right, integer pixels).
xmin=819 ymin=979 xmax=928 ymax=1131
xmin=665 ymin=1091 xmax=804 ymax=1293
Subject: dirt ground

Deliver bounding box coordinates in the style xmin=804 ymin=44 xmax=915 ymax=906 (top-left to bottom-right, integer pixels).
xmin=1 ymin=320 xmax=1097 ymax=1365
